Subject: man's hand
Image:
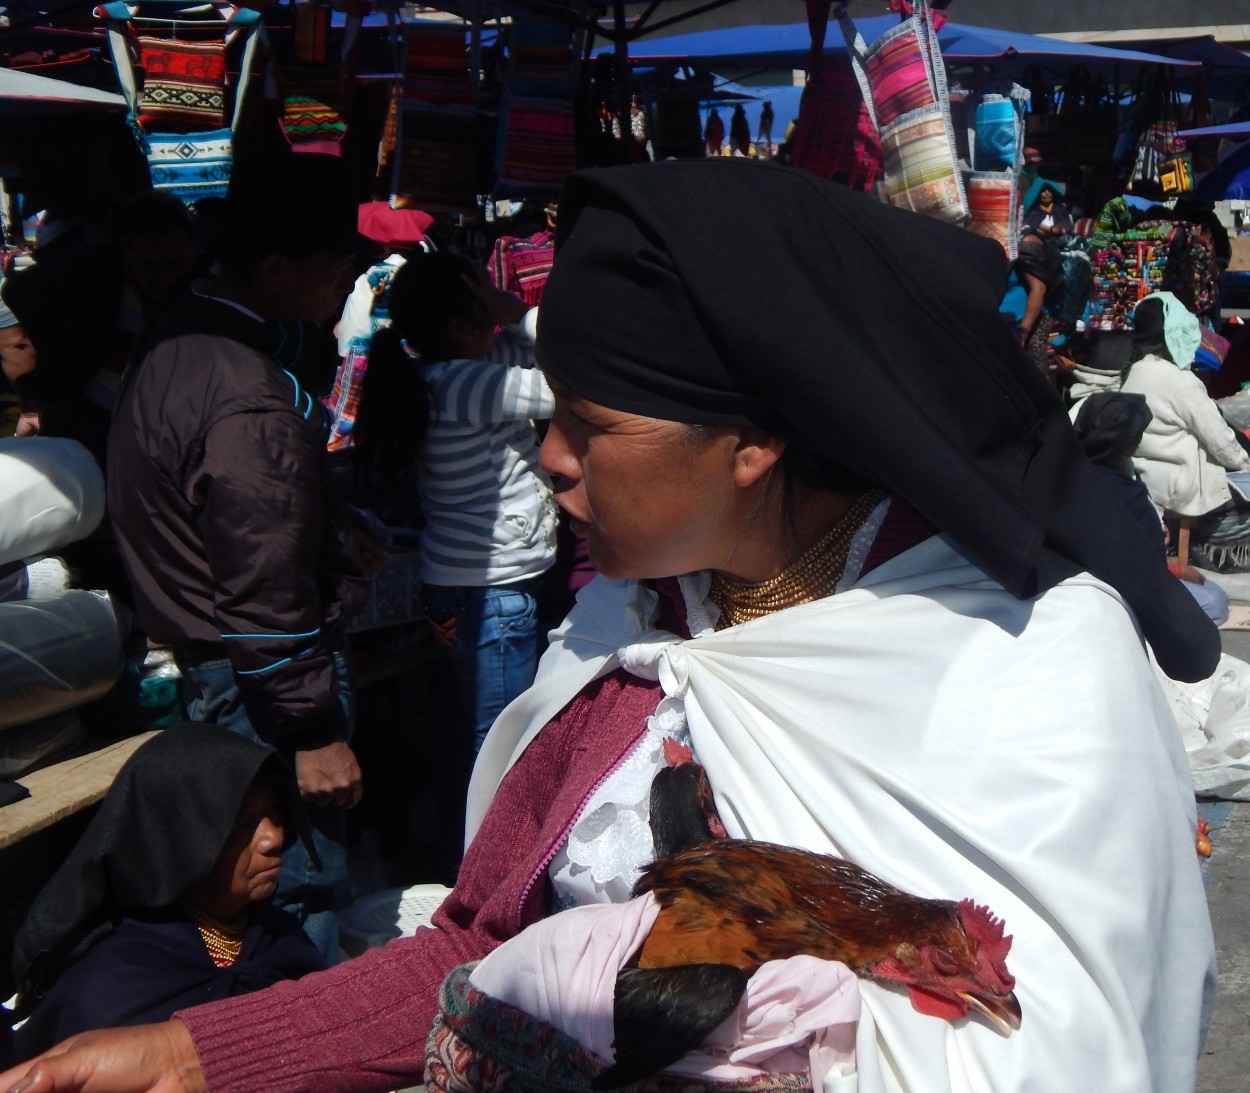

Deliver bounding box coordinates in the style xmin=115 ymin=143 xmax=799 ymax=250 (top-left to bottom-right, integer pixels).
xmin=0 ymin=1020 xmax=203 ymax=1093
xmin=294 ymin=740 xmax=363 ymax=808
xmin=14 ymin=409 xmax=41 ymax=437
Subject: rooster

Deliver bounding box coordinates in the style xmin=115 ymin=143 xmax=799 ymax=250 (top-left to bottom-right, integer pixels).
xmin=593 ymin=763 xmax=1022 ymax=1089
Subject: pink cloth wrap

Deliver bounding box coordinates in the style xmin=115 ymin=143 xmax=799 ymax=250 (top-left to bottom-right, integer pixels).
xmin=467 ymin=893 xmax=861 ymax=1086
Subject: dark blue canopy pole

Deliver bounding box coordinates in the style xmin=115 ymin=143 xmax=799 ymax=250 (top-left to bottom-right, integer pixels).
xmin=615 ymin=0 xmax=631 ymax=163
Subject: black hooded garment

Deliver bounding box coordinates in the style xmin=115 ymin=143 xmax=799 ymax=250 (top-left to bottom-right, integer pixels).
xmin=10 ymin=723 xmax=322 ymax=1055
xmin=535 ymin=158 xmax=1219 ymax=682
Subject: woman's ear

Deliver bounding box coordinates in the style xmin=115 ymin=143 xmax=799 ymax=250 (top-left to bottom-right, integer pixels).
xmin=731 ymin=429 xmax=786 ymax=488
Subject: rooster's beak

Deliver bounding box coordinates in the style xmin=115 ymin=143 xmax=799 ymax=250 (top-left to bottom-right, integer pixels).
xmin=959 ymin=989 xmax=1022 ymax=1036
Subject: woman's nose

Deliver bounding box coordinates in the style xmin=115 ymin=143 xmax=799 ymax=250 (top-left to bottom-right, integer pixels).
xmin=539 ymin=420 xmax=574 ymax=483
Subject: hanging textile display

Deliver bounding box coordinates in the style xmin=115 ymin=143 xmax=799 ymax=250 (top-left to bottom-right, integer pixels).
xmin=1125 ymin=70 xmax=1193 ymax=201
xmin=274 ymin=3 xmax=361 ymax=156
xmin=1058 ymin=67 xmax=1116 ymax=166
xmin=96 ymin=1 xmax=263 ymax=203
xmin=789 ymin=0 xmax=881 ymax=192
xmin=965 ymin=87 xmax=1027 ymax=260
xmin=494 ymin=15 xmax=580 ymax=198
xmin=144 ymin=128 xmax=234 ymax=202
xmin=838 ymin=0 xmax=967 ymax=224
xmin=137 ymin=37 xmax=227 ymax=130
xmin=489 ymin=230 xmax=555 ymax=307
xmin=391 ymin=19 xmax=481 ymax=212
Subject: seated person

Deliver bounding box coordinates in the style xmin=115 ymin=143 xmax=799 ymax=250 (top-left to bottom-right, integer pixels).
xmin=1121 ymin=292 xmax=1250 ymax=570
xmin=1022 ymin=178 xmax=1074 ymax=238
xmin=8 ymin=723 xmax=324 ymax=1059
xmin=1074 ymin=391 xmax=1229 ymax=625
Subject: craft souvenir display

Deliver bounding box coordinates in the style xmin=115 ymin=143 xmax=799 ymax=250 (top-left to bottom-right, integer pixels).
xmin=391 ymin=20 xmax=481 ymax=212
xmin=96 ymin=1 xmax=262 ymax=204
xmin=838 ymin=0 xmax=967 ymax=223
xmin=495 ymin=16 xmax=580 ymax=197
xmin=275 ymin=3 xmax=360 ymax=156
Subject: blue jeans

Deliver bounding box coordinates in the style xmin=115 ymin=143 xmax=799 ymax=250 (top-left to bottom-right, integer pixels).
xmin=423 ymin=580 xmax=541 ymax=758
xmin=179 ymin=647 xmax=355 ymax=964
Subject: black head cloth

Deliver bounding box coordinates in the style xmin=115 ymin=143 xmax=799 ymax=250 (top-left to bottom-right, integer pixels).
xmin=1074 ymin=393 xmax=1153 ymax=466
xmin=12 ymin=722 xmax=314 ymax=995
xmin=537 ymin=158 xmax=1218 ymax=682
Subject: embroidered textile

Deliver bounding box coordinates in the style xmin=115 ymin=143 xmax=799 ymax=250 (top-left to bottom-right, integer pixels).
xmin=145 ymin=128 xmax=232 ymax=202
xmin=392 ymin=103 xmax=480 ymax=212
xmin=966 ymin=172 xmax=1018 ymax=258
xmin=488 ymin=231 xmax=555 ymax=307
xmin=973 ymin=95 xmax=1018 ymax=172
xmin=281 ymin=65 xmax=347 ymax=150
xmin=864 ymin=18 xmax=935 ymax=130
xmin=402 ymin=22 xmax=473 ymax=106
xmin=878 ymin=106 xmax=966 ymax=222
xmin=138 ymin=37 xmax=226 ymax=131
xmin=495 ymin=97 xmax=576 ymax=197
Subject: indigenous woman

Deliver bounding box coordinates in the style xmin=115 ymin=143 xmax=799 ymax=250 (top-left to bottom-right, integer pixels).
xmin=0 ymin=160 xmax=1217 ymax=1093
xmin=7 ymin=724 xmax=323 ymax=1059
xmin=1122 ymin=291 xmax=1250 ymax=571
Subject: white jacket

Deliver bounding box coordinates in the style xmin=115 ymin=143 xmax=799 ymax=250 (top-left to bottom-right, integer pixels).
xmin=1122 ymin=353 xmax=1250 ymax=515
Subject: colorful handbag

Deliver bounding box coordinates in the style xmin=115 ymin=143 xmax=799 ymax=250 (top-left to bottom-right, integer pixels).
xmin=839 ymin=0 xmax=967 ymax=222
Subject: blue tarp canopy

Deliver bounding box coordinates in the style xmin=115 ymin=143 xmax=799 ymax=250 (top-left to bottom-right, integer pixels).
xmin=605 ymin=18 xmax=1200 ymax=78
xmin=1181 ymin=121 xmax=1250 ymax=140
xmin=1111 ymin=35 xmax=1250 ymax=98
xmin=1196 ymin=141 xmax=1250 ymax=201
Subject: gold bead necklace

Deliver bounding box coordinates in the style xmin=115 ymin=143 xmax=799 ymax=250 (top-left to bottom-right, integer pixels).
xmin=184 ymin=904 xmax=246 ymax=968
xmin=709 ymin=489 xmax=886 ymax=630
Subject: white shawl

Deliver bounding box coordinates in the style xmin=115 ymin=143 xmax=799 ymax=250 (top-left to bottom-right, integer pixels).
xmin=468 ymin=533 xmax=1215 ymax=1093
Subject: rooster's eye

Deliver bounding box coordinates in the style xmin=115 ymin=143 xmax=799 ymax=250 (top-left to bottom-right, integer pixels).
xmin=932 ymin=951 xmax=960 ymax=976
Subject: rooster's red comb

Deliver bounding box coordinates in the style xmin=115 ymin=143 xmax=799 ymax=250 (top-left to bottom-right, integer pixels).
xmin=957 ymin=900 xmax=1014 ymax=964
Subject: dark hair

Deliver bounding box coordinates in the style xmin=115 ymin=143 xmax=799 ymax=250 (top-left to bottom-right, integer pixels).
xmin=1123 ymin=296 xmax=1170 ymax=382
xmin=208 ymin=226 xmax=318 ymax=286
xmin=353 ymin=251 xmax=484 ymax=483
xmin=118 ymin=189 xmax=194 ymax=244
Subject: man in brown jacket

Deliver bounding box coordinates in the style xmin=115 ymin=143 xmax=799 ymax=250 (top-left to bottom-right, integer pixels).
xmin=108 ymin=154 xmax=375 ymax=960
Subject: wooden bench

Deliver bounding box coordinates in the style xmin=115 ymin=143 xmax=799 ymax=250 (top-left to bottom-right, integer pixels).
xmin=0 ymin=731 xmax=161 ymax=851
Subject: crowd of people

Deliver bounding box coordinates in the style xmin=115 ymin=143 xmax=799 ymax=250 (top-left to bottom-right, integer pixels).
xmin=0 ymin=151 xmax=1227 ymax=1092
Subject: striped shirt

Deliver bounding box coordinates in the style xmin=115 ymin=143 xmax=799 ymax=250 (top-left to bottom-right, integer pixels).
xmin=418 ymin=324 xmax=557 ymax=587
